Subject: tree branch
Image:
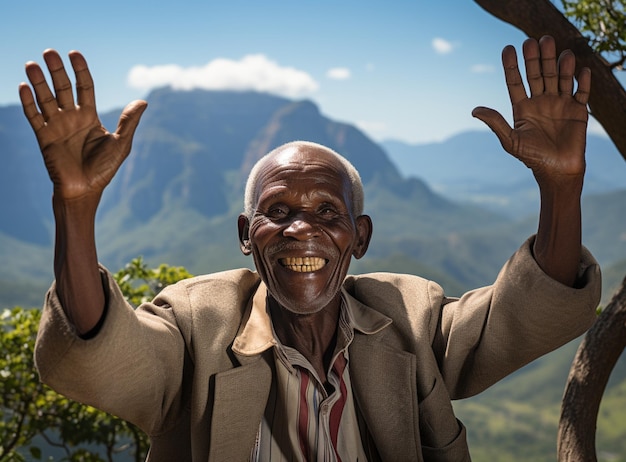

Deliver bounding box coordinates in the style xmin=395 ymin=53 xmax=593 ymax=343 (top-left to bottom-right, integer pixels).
xmin=557 ymin=278 xmax=626 ymax=461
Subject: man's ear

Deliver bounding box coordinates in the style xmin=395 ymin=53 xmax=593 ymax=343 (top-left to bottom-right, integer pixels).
xmin=238 ymin=214 xmax=252 ymax=255
xmin=352 ymin=215 xmax=373 ymax=259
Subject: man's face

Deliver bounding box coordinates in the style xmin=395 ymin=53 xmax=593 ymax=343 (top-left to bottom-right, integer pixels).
xmin=239 ymin=145 xmax=371 ymax=315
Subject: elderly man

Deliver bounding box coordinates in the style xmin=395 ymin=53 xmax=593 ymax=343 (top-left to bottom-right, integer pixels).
xmin=23 ymin=36 xmax=600 ymax=461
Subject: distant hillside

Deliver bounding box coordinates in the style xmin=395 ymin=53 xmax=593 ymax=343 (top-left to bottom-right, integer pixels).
xmin=2 ymin=90 xmax=625 ymax=302
xmin=382 ymin=132 xmax=626 ymax=218
xmin=582 ymin=190 xmax=626 ymax=270
xmin=0 ymin=89 xmax=513 ymax=300
xmin=0 ymin=231 xmax=52 ymax=307
xmin=97 ymin=89 xmax=403 ymax=226
xmin=454 ymin=337 xmax=626 ymax=461
xmin=0 ymin=105 xmax=52 ymax=246
xmin=1 ymin=89 xmax=625 ymax=461
xmin=602 ymin=258 xmax=626 ymax=306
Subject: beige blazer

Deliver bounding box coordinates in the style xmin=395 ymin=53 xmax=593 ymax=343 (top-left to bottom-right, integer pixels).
xmin=35 ymin=237 xmax=601 ymax=461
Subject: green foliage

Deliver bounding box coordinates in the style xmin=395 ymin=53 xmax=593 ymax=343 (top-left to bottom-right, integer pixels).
xmin=561 ymin=0 xmax=626 ymax=68
xmin=0 ymin=259 xmax=192 ymax=461
xmin=1 ymin=307 xmax=42 ymax=459
xmin=0 ymin=307 xmax=115 ymax=461
xmin=113 ymin=256 xmax=193 ymax=308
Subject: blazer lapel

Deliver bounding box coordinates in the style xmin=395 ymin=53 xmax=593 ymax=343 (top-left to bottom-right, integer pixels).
xmin=349 ymin=333 xmax=422 ymax=462
xmin=208 ymin=283 xmax=275 ymax=461
xmin=208 ymin=350 xmax=273 ymax=461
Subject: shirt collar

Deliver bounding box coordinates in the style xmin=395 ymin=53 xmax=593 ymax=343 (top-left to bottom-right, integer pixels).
xmin=231 ymin=282 xmax=392 ymax=357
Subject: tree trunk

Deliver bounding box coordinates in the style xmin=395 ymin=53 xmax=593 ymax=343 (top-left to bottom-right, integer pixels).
xmin=473 ymin=0 xmax=626 ymax=162
xmin=473 ymin=1 xmax=626 ymax=460
xmin=558 ymin=279 xmax=626 ymax=461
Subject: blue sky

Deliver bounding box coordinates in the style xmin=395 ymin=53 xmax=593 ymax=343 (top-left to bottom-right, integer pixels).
xmin=0 ymin=0 xmax=615 ymax=144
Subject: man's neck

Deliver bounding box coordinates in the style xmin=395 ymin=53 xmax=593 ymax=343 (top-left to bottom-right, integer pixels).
xmin=269 ymin=296 xmax=341 ymax=385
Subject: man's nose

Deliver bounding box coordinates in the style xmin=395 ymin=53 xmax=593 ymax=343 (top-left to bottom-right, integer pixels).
xmin=283 ymin=215 xmax=320 ymax=240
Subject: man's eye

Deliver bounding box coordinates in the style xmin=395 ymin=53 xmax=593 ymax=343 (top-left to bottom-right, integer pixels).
xmin=267 ymin=206 xmax=288 ymax=218
xmin=318 ymin=206 xmax=338 ymax=217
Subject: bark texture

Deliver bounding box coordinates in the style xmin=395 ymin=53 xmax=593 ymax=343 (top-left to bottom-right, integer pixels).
xmin=558 ymin=281 xmax=626 ymax=461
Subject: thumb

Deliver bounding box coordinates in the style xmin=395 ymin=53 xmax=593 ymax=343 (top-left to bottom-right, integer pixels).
xmin=472 ymin=106 xmax=513 ymax=154
xmin=115 ymin=100 xmax=148 ymax=149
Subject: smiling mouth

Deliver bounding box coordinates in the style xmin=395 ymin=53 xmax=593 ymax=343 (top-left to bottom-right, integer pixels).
xmin=280 ymin=257 xmax=327 ymax=272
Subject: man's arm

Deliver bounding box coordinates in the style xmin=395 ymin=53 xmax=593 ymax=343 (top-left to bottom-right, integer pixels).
xmin=472 ymin=36 xmax=591 ymax=287
xmin=19 ymin=49 xmax=146 ymax=334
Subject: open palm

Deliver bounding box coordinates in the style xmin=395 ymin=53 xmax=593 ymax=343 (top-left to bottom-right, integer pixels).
xmin=19 ymin=49 xmax=146 ymax=201
xmin=510 ymin=91 xmax=588 ymax=179
xmin=472 ymin=36 xmax=590 ymax=186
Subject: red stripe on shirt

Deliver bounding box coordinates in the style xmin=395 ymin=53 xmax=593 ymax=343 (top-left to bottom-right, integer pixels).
xmin=329 ymin=354 xmax=348 ymax=461
xmin=298 ymin=370 xmax=311 ymax=461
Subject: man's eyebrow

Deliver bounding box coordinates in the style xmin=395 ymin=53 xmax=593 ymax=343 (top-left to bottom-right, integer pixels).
xmin=258 ymin=188 xmax=287 ymax=203
xmin=313 ymin=190 xmax=343 ymax=201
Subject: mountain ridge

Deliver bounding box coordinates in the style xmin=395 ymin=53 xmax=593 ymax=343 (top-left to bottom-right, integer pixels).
xmin=1 ymin=88 xmax=624 ymax=293
xmin=382 ymin=132 xmax=626 ymax=218
xmin=1 ymin=88 xmax=624 ymax=461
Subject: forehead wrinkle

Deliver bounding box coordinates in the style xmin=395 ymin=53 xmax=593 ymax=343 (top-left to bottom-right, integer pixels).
xmin=245 ymin=141 xmax=363 ymax=219
xmin=258 ymin=162 xmax=348 ymax=193
xmin=259 ymin=184 xmax=345 ymax=207
xmin=258 ymin=188 xmax=286 ymax=203
xmin=272 ymin=147 xmax=348 ymax=175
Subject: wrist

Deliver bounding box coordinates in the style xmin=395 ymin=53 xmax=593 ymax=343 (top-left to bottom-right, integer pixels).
xmin=536 ymin=173 xmax=584 ymax=199
xmin=534 ymin=174 xmax=583 ymax=287
xmin=52 ymin=191 xmax=101 ymax=219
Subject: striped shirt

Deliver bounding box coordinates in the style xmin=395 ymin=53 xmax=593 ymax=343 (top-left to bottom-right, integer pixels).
xmin=234 ymin=288 xmax=381 ymax=461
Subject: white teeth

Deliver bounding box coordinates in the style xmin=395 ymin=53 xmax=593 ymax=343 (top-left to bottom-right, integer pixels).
xmin=280 ymin=257 xmax=326 ymax=272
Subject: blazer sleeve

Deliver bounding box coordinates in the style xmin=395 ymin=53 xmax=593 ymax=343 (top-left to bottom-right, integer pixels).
xmin=34 ymin=265 xmax=189 ymax=436
xmin=436 ymin=235 xmax=602 ymax=399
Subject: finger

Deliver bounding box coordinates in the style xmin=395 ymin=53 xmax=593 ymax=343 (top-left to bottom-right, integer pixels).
xmin=523 ymin=38 xmax=543 ymax=96
xmin=68 ymin=51 xmax=96 ymax=109
xmin=502 ymin=45 xmax=527 ymax=105
xmin=472 ymin=106 xmax=514 ymax=154
xmin=43 ymin=49 xmax=75 ymax=110
xmin=574 ymin=67 xmax=591 ymax=105
xmin=24 ymin=59 xmax=58 ymax=120
xmin=539 ymin=36 xmax=558 ymax=95
xmin=18 ymin=82 xmax=46 ymax=132
xmin=557 ymin=50 xmax=575 ymax=96
xmin=115 ymin=100 xmax=148 ymax=152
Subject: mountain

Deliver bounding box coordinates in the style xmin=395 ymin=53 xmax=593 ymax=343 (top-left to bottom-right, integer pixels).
xmin=3 ymin=88 xmax=626 ymax=307
xmin=382 ymin=132 xmax=626 ymax=218
xmin=0 ymin=89 xmax=515 ymax=296
xmin=96 ymin=88 xmax=403 ymax=225
xmin=1 ymin=88 xmax=625 ymax=461
xmin=0 ymin=105 xmax=52 ymax=246
xmin=2 ymin=89 xmax=625 ymax=301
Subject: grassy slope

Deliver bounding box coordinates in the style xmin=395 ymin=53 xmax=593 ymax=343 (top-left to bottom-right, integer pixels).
xmin=453 ymin=339 xmax=626 ymax=461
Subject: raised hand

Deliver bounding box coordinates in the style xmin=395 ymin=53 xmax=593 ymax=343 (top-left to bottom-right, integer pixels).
xmin=19 ymin=49 xmax=147 ymax=202
xmin=19 ymin=50 xmax=148 ymax=333
xmin=472 ymin=36 xmax=591 ymax=188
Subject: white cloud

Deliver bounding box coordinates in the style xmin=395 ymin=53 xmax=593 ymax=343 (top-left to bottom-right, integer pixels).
xmin=127 ymin=54 xmax=319 ymax=98
xmin=326 ymin=67 xmax=351 ymax=80
xmin=470 ymin=64 xmax=495 ymax=73
xmin=432 ymin=37 xmax=455 ymax=55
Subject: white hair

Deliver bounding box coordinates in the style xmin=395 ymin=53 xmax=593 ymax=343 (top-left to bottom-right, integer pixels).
xmin=243 ymin=141 xmax=364 ymax=220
